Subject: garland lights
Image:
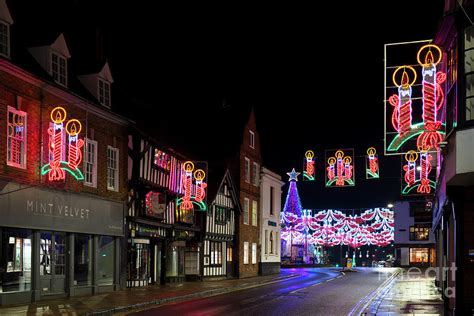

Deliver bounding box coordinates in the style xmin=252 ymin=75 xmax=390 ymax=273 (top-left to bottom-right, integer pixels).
xmin=303 ymin=150 xmax=315 ymax=181
xmin=41 ymin=107 xmax=84 ymax=181
xmin=366 ymin=147 xmax=379 ymax=179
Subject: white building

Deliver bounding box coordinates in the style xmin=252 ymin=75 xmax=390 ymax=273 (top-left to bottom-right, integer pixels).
xmin=259 ymin=167 xmax=284 ymax=275
xmin=394 ymin=201 xmax=435 ymax=267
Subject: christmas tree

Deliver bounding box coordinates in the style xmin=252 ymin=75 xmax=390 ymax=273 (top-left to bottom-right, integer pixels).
xmin=283 ymin=168 xmax=302 ymax=216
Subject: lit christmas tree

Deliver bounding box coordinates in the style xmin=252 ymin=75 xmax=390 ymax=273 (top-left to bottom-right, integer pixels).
xmin=283 ymin=168 xmax=302 ymax=216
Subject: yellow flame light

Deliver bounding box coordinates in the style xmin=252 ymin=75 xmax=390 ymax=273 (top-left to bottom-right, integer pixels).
xmin=367 ymin=147 xmax=376 ymax=156
xmin=183 ymin=161 xmax=195 ymax=173
xmin=392 ymin=66 xmax=417 ymax=88
xmin=417 ymin=44 xmax=442 ymax=67
xmin=194 ymin=169 xmax=206 ymax=181
xmin=65 ymin=119 xmax=82 ymax=136
xmin=50 ymin=106 xmax=67 ymax=124
xmin=305 ymin=150 xmax=315 ymax=159
xmin=405 ymin=150 xmax=419 ymax=163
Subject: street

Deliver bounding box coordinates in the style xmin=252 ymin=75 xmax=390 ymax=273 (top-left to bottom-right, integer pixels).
xmin=130 ymin=268 xmax=397 ymax=316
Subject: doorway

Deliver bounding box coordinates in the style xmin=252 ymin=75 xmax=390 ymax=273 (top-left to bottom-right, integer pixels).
xmin=39 ymin=232 xmax=66 ymax=295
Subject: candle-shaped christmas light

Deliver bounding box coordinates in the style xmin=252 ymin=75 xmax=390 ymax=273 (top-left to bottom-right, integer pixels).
xmin=181 ymin=161 xmax=194 ymax=210
xmin=335 ymin=150 xmax=345 ymax=186
xmin=304 ymin=150 xmax=315 ymax=181
xmin=193 ymin=169 xmax=207 ymax=203
xmin=343 ymin=156 xmax=352 ymax=180
xmin=416 ymin=44 xmax=446 ymax=150
xmin=48 ymin=107 xmax=67 ymax=181
xmin=366 ymin=147 xmax=379 ymax=178
xmin=389 ymin=66 xmax=417 ymax=136
xmin=65 ymin=119 xmax=84 ymax=171
xmin=403 ymin=150 xmax=418 ymax=187
xmin=417 ymin=146 xmax=433 ymax=194
xmin=327 ymin=157 xmax=336 ymax=182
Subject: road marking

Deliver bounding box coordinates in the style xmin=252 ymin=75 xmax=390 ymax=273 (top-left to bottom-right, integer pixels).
xmin=288 ymin=272 xmax=345 ymax=294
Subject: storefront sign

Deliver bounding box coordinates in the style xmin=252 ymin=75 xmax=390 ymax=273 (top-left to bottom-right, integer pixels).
xmin=0 ymin=182 xmax=124 ymax=236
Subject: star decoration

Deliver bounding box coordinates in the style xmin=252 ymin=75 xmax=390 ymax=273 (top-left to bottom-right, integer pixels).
xmin=287 ymin=168 xmax=300 ymax=182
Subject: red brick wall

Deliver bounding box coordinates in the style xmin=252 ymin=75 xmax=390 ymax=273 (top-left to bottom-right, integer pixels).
xmin=0 ymin=66 xmax=127 ymax=202
xmin=237 ymin=109 xmax=262 ymax=278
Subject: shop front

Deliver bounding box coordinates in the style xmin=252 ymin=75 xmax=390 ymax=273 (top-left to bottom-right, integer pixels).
xmin=0 ymin=182 xmax=124 ymax=305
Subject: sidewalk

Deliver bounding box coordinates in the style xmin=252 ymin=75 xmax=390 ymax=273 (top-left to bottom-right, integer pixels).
xmin=364 ymin=269 xmax=444 ymax=315
xmin=0 ymin=272 xmax=298 ymax=316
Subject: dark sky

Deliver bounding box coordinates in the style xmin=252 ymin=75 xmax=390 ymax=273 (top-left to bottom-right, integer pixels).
xmin=8 ymin=0 xmax=445 ymax=209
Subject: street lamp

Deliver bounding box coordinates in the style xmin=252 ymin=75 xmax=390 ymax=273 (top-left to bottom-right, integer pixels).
xmin=387 ymin=203 xmax=394 ymax=208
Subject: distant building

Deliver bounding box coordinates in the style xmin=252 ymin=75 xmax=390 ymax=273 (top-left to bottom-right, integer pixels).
xmin=259 ymin=167 xmax=283 ymax=275
xmin=394 ymin=201 xmax=435 ymax=267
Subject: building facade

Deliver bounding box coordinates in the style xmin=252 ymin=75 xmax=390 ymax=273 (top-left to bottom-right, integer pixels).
xmin=126 ymin=128 xmax=204 ymax=286
xmin=0 ymin=1 xmax=128 ymax=304
xmin=259 ymin=167 xmax=283 ymax=275
xmin=394 ymin=201 xmax=435 ymax=267
xmin=235 ymin=109 xmax=262 ymax=278
xmin=430 ymin=0 xmax=474 ymax=313
xmin=203 ymin=167 xmax=240 ymax=278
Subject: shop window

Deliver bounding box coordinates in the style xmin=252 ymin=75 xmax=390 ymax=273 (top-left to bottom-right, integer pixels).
xmin=227 ymin=246 xmax=232 ymax=262
xmin=98 ymin=236 xmax=114 ymax=285
xmin=129 ymin=243 xmax=150 ymax=281
xmin=409 ymin=248 xmax=430 ymax=263
xmin=0 ymin=229 xmax=32 ymax=292
xmin=209 ymin=242 xmax=222 ymax=266
xmin=409 ymin=225 xmax=430 ymax=241
xmin=74 ymin=234 xmax=92 ymax=286
xmin=166 ymin=245 xmax=184 ymax=277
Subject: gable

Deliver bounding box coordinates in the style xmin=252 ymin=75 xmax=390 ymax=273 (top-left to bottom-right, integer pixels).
xmin=51 ymin=33 xmax=71 ymax=58
xmin=0 ymin=0 xmax=13 ymax=25
xmin=98 ymin=62 xmax=114 ymax=83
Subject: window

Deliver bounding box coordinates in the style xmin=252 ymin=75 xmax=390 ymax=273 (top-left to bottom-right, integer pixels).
xmin=253 ymin=162 xmax=259 ymax=186
xmin=98 ymin=78 xmax=111 ymax=107
xmin=249 ymin=130 xmax=255 ymax=149
xmin=243 ymin=198 xmax=249 ymax=225
xmin=0 ymin=228 xmax=32 ymax=293
xmin=270 ymin=186 xmax=274 ymax=215
xmin=98 ymin=236 xmax=114 ymax=285
xmin=264 ymin=230 xmax=268 ymax=254
xmin=7 ymin=106 xmax=27 ymax=168
xmin=252 ymin=243 xmax=257 ymax=264
xmin=227 ymin=247 xmax=232 ymax=262
xmin=243 ymin=242 xmax=249 ymax=264
xmin=409 ymin=225 xmax=430 ymax=241
xmin=465 ymin=26 xmax=474 ymax=121
xmin=74 ymin=234 xmax=92 ymax=286
xmin=210 ymin=242 xmax=222 ymax=266
xmin=107 ymin=146 xmax=119 ymax=191
xmin=51 ymin=52 xmax=67 ymax=86
xmin=409 ymin=248 xmax=429 ymax=263
xmin=270 ymin=232 xmax=274 ymax=254
xmin=84 ymin=138 xmax=97 ymax=187
xmin=244 ymin=157 xmax=250 ymax=183
xmin=252 ymin=200 xmax=257 ymax=226
xmin=0 ymin=21 xmax=9 ymax=57
xmin=215 ymin=206 xmax=228 ymax=225
xmin=276 ymin=233 xmax=279 ymax=255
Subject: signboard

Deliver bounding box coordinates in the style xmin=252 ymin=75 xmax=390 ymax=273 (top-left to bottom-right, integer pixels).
xmin=0 ymin=182 xmax=124 ymax=236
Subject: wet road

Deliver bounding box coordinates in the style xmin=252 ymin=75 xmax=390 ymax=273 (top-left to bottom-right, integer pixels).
xmin=130 ymin=267 xmax=397 ymax=316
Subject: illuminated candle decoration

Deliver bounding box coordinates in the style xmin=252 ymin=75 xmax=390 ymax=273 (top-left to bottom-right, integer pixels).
xmin=325 ymin=149 xmax=354 ymax=187
xmin=385 ymin=42 xmax=447 ymax=153
xmin=389 ymin=66 xmax=416 ymax=136
xmin=41 ymin=107 xmax=84 ymax=181
xmin=416 ymin=44 xmax=446 ymax=151
xmin=366 ymin=147 xmax=380 ymax=179
xmin=146 ymin=191 xmax=166 ymax=219
xmin=176 ymin=161 xmax=208 ymax=212
xmin=303 ymin=150 xmax=315 ymax=181
xmin=401 ymin=149 xmax=436 ymax=195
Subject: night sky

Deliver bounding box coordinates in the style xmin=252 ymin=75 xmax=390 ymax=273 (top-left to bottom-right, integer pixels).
xmin=8 ymin=0 xmax=445 ymax=209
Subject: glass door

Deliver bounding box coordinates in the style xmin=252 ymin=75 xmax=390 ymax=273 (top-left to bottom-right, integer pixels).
xmin=39 ymin=232 xmax=66 ymax=294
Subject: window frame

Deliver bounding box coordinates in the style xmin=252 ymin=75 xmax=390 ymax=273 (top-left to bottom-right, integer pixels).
xmin=243 ymin=198 xmax=249 ymax=225
xmin=252 ymin=162 xmax=259 ymax=186
xmin=98 ymin=78 xmax=112 ymax=108
xmin=0 ymin=21 xmax=10 ymax=58
xmin=6 ymin=106 xmax=27 ymax=169
xmin=244 ymin=157 xmax=250 ymax=183
xmin=249 ymin=130 xmax=255 ymax=149
xmin=243 ymin=242 xmax=249 ymax=264
xmin=107 ymin=146 xmax=119 ymax=192
xmin=252 ymin=200 xmax=257 ymax=226
xmin=251 ymin=243 xmax=257 ymax=264
xmin=51 ymin=51 xmax=67 ymax=87
xmin=84 ymin=138 xmax=98 ymax=188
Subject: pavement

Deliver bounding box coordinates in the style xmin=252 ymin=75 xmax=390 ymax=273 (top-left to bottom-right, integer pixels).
xmin=363 ymin=268 xmax=444 ymax=315
xmin=0 ymin=271 xmax=298 ymax=316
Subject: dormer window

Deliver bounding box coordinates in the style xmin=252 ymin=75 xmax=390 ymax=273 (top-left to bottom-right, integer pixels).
xmin=98 ymin=78 xmax=111 ymax=107
xmin=0 ymin=21 xmax=9 ymax=57
xmin=52 ymin=52 xmax=67 ymax=86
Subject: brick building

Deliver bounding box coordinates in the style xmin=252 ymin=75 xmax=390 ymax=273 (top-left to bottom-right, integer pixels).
xmin=0 ymin=1 xmax=128 ymax=304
